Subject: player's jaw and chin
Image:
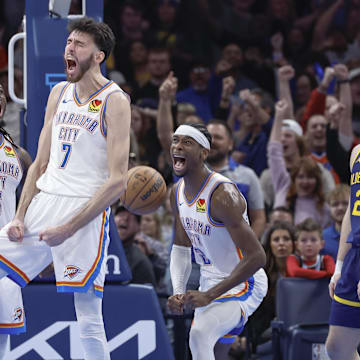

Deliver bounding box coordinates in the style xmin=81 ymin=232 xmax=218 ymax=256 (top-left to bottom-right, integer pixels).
xmin=64 ymin=53 xmax=93 ymax=83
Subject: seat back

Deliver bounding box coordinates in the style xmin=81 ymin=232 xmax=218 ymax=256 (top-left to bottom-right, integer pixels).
xmin=276 ymin=277 xmax=331 ymax=328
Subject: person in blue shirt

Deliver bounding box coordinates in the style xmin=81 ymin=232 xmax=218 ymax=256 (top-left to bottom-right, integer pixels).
xmin=321 ymin=184 xmax=350 ymax=261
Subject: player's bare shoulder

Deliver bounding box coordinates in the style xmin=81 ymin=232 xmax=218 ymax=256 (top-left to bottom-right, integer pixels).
xmin=210 ymin=182 xmax=246 ymax=224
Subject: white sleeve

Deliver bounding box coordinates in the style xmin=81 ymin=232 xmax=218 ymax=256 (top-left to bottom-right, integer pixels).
xmin=170 ymin=244 xmax=192 ymax=295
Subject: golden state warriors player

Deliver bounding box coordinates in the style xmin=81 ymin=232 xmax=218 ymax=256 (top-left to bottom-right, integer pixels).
xmin=0 ymin=18 xmax=130 ymax=360
xmin=0 ymin=84 xmax=32 ymax=359
xmin=167 ymin=123 xmax=267 ymax=360
xmin=326 ymin=144 xmax=360 ymax=359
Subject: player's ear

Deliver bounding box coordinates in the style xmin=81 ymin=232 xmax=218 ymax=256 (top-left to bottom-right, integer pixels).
xmin=200 ymin=148 xmax=209 ymax=161
xmin=95 ymin=51 xmax=105 ymax=64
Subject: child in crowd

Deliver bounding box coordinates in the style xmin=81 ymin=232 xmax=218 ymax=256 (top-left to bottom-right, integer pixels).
xmin=287 ymin=218 xmax=335 ymax=279
xmin=321 ymin=184 xmax=350 ymax=261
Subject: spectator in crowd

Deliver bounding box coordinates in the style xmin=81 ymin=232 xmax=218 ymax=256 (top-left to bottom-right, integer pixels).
xmin=176 ymin=102 xmax=196 ymax=125
xmin=229 ymin=88 xmax=273 ymax=176
xmin=130 ymin=104 xmax=162 ymax=168
xmin=114 ymin=206 xmax=157 ymax=287
xmin=268 ymin=99 xmax=332 ymax=227
xmin=249 ymin=221 xmax=296 ymax=350
xmin=215 ymin=43 xmax=258 ymax=94
xmin=268 ymin=206 xmax=294 ymax=226
xmin=127 ymin=40 xmax=151 ymax=88
xmin=133 ymin=47 xmax=171 ymax=102
xmin=111 ymin=1 xmax=151 ymax=73
xmin=348 ymin=66 xmax=360 ymax=137
xmin=261 ymin=66 xmax=335 ymax=210
xmin=176 ymin=60 xmax=220 ymax=123
xmin=322 ymin=184 xmax=350 ymax=261
xmin=206 ymin=119 xmax=266 ymax=238
xmin=286 ymin=218 xmax=335 ymax=279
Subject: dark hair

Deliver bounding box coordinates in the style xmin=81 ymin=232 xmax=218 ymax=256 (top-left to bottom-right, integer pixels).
xmin=263 ymin=221 xmax=296 ymax=300
xmin=67 ymin=17 xmax=115 ymax=63
xmin=114 ymin=205 xmax=141 ymax=224
xmin=207 ymin=119 xmax=233 ymax=139
xmin=187 ymin=123 xmax=212 ymax=148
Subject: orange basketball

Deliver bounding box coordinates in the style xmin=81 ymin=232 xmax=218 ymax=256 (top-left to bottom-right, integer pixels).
xmin=122 ymin=166 xmax=167 ymax=215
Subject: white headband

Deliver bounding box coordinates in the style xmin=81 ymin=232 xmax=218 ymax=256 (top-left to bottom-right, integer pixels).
xmin=174 ymin=125 xmax=210 ymax=150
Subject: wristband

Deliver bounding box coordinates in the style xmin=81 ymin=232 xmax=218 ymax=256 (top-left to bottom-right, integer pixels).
xmin=338 ymin=79 xmax=349 ymax=84
xmin=334 ymin=260 xmax=343 ymax=275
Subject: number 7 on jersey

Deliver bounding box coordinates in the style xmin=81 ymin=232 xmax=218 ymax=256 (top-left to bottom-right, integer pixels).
xmin=59 ymin=143 xmax=72 ymax=169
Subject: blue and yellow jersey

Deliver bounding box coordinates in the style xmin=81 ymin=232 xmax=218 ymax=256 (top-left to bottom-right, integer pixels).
xmin=349 ymin=147 xmax=360 ymax=245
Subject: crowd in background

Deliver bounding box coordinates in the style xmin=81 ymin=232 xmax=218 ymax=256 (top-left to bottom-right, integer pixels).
xmin=0 ymin=0 xmax=359 ymax=358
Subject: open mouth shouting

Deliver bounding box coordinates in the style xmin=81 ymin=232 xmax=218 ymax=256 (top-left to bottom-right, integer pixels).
xmin=66 ymin=57 xmax=78 ymax=77
xmin=172 ymin=154 xmax=186 ymax=173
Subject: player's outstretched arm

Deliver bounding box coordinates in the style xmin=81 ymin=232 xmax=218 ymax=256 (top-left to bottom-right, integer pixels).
xmin=168 ymin=183 xmax=192 ymax=314
xmin=40 ymin=91 xmax=131 ymax=247
xmin=7 ymin=82 xmax=63 ymax=242
xmin=185 ymin=183 xmax=266 ymax=308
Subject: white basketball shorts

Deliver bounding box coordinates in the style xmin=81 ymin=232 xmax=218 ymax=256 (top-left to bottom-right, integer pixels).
xmin=0 ymin=192 xmax=110 ymax=298
xmin=0 ymin=277 xmax=25 ymax=334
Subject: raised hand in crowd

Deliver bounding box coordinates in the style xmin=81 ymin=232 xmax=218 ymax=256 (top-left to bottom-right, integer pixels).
xmin=159 ymin=71 xmax=178 ymax=102
xmin=328 ymin=102 xmax=345 ymax=130
xmin=318 ymin=67 xmax=336 ymax=93
xmin=277 ymin=65 xmax=295 ymax=119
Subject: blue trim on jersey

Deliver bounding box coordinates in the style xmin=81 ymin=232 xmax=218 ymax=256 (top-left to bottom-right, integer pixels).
xmin=0 ymin=323 xmax=26 ymax=335
xmin=101 ymin=90 xmax=123 ymax=137
xmin=94 ymin=288 xmax=104 ymax=298
xmin=213 ymin=276 xmax=255 ymax=303
xmin=74 ymin=80 xmax=113 ymax=105
xmin=56 ymin=209 xmax=109 ymax=298
xmin=0 ymin=262 xmax=27 ymax=288
xmin=206 ymin=181 xmax=233 ymax=226
xmin=0 ymin=134 xmax=3 ymax=147
xmin=219 ymin=336 xmax=237 ymax=344
xmin=184 ymin=172 xmax=213 ymax=205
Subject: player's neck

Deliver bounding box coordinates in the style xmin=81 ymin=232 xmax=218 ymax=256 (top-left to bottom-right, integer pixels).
xmin=183 ymin=166 xmax=211 ymax=201
xmin=75 ymin=69 xmax=108 ymax=102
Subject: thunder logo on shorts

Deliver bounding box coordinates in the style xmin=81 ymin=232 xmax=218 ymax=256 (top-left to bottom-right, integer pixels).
xmin=64 ymin=265 xmax=82 ymax=279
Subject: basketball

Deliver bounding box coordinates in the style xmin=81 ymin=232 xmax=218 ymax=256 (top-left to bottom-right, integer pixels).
xmin=122 ymin=166 xmax=167 ymax=215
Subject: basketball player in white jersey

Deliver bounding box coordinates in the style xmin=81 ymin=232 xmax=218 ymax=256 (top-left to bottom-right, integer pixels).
xmin=0 ymin=18 xmax=130 ymax=360
xmin=0 ymin=84 xmax=32 ymax=358
xmin=168 ymin=123 xmax=267 ymax=360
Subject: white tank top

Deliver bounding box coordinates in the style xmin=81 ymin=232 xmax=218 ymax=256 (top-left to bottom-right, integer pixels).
xmin=0 ymin=135 xmax=22 ymax=227
xmin=37 ymin=80 xmax=126 ymax=197
xmin=176 ymin=171 xmax=250 ymax=279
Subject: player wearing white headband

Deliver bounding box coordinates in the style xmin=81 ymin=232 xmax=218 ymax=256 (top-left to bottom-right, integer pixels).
xmin=168 ymin=123 xmax=267 ymax=360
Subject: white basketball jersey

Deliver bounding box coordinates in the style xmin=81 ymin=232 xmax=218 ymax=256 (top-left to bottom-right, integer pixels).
xmin=177 ymin=171 xmax=250 ymax=280
xmin=37 ymin=80 xmax=126 ymax=197
xmin=0 ymin=135 xmax=22 ymax=227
